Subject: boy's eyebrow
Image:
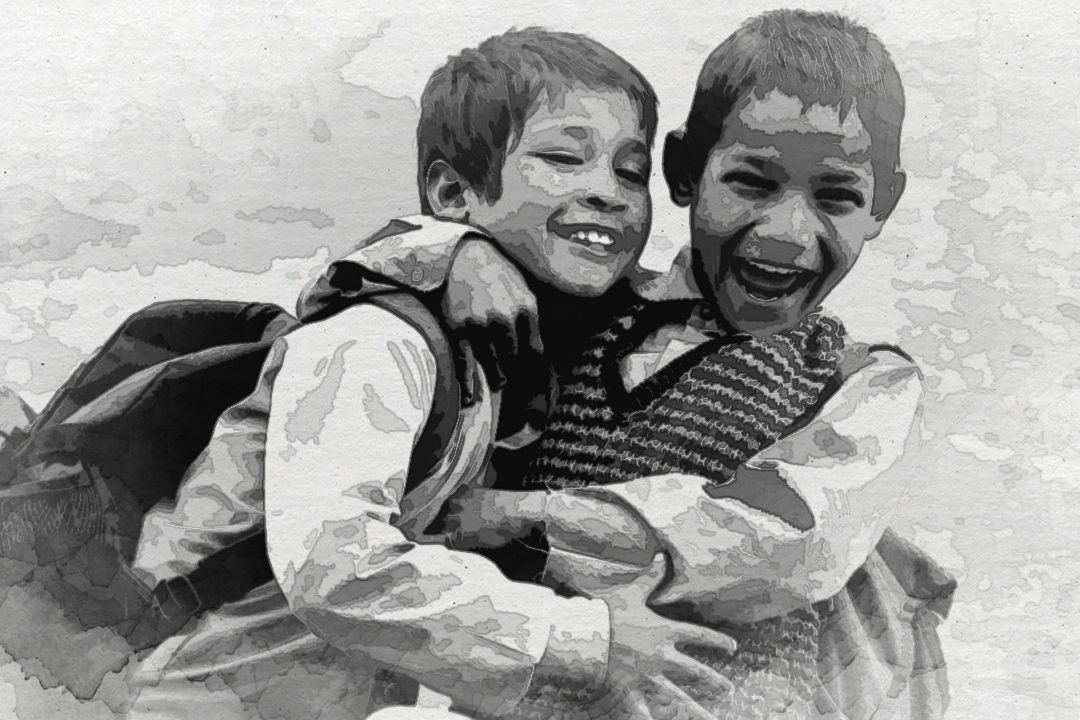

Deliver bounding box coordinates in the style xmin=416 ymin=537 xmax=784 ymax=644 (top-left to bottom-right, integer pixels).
xmin=835 ymin=147 xmax=873 ymax=163
xmin=820 ymin=156 xmax=874 ymax=179
xmin=819 ymin=171 xmax=860 ymax=183
xmin=522 ymin=120 xmax=592 ymax=138
xmin=733 ymin=152 xmax=780 ymax=168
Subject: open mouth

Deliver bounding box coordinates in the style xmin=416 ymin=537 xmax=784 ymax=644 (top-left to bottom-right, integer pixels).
xmin=553 ymin=222 xmax=625 ymax=257
xmin=732 ymin=258 xmax=815 ymax=302
xmin=569 ymin=229 xmax=616 ymax=250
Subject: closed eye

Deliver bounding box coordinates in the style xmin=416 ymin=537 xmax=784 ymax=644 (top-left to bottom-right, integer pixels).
xmin=531 ymin=151 xmax=583 ymax=166
xmin=617 ymin=165 xmax=650 ymax=186
xmin=722 ymin=171 xmax=777 ymax=196
xmin=815 ymin=187 xmax=865 ymax=211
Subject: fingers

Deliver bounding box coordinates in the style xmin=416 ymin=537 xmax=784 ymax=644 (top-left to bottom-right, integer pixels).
xmin=470 ymin=336 xmax=507 ymax=392
xmin=450 ymin=336 xmax=479 ymax=406
xmin=657 ymin=649 xmax=734 ymax=701
xmin=516 ymin=309 xmax=544 ymax=360
xmin=469 ymin=316 xmax=528 ymax=397
xmin=669 ymin=622 xmax=739 ymax=658
xmin=444 ymin=274 xmax=541 ymax=406
xmin=443 ymin=526 xmax=468 ymax=550
xmin=486 ymin=320 xmax=519 ymax=392
xmin=515 ymin=312 xmax=549 ymax=409
xmin=491 ymin=317 xmax=519 ymax=366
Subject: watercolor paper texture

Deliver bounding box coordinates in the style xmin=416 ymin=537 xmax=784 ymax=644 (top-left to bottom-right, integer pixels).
xmin=0 ymin=1 xmax=1076 ymax=718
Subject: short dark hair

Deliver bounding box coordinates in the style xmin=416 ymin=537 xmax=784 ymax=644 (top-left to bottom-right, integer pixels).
xmin=417 ymin=28 xmax=658 ymax=213
xmin=681 ymin=10 xmax=904 ymax=213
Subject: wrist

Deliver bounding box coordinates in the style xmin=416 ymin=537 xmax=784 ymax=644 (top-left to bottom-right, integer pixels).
xmin=451 ymin=231 xmax=532 ymax=283
xmin=519 ymin=489 xmax=551 ymax=528
xmin=451 ymin=232 xmax=502 ymax=268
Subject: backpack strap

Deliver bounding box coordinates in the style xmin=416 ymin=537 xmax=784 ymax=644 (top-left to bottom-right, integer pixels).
xmin=361 ymin=291 xmax=464 ymax=496
xmin=124 ymin=292 xmax=470 ymax=629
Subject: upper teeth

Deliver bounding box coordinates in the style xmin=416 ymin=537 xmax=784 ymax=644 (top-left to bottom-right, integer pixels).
xmin=746 ymin=259 xmax=801 ymax=275
xmin=570 ymin=230 xmax=614 ymax=246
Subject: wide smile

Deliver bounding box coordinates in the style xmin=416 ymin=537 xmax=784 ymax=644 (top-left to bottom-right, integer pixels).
xmin=552 ymin=222 xmax=627 ymax=258
xmin=731 ymin=257 xmax=817 ymax=303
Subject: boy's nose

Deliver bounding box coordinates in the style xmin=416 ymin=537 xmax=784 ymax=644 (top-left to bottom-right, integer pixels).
xmin=755 ymin=192 xmax=827 ymax=262
xmin=581 ymin=193 xmax=628 ymax=212
xmin=577 ymin=166 xmax=628 ymax=212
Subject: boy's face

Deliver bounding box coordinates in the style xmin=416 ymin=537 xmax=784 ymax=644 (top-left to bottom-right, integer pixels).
xmin=465 ymin=87 xmax=651 ymax=298
xmin=685 ymin=88 xmax=898 ymax=336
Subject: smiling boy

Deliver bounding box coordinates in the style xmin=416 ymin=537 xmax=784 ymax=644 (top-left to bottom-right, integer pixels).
xmin=126 ymin=28 xmax=738 ymax=720
xmin=348 ymin=11 xmax=954 ymax=719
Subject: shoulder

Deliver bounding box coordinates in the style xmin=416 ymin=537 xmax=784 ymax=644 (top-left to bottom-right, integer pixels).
xmin=840 ymin=340 xmax=920 ymax=380
xmin=833 ymin=339 xmax=924 ymax=413
xmin=267 ymin=303 xmax=442 ymax=442
xmin=288 ymin=301 xmax=438 ymax=359
xmin=274 ymin=303 xmax=442 ymax=416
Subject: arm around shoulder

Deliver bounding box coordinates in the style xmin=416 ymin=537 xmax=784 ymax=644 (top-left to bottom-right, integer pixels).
xmin=263 ymin=304 xmax=610 ymax=715
xmin=543 ymin=349 xmax=926 ymax=624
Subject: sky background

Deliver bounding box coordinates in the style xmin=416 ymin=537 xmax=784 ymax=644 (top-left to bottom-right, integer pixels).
xmin=1 ymin=1 xmax=1079 ymax=717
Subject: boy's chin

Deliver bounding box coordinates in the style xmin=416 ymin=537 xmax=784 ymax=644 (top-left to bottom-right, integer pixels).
xmin=711 ymin=275 xmax=817 ymax=338
xmin=540 ymin=265 xmax=625 ymax=299
xmin=548 ymin=278 xmax=616 ymax=299
xmin=715 ymin=298 xmax=806 ymax=338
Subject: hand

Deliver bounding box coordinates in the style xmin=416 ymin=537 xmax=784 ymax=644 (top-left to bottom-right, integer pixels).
xmin=443 ymin=487 xmax=546 ymax=550
xmin=603 ymin=554 xmax=736 ymax=706
xmin=442 ymin=238 xmax=544 ymax=404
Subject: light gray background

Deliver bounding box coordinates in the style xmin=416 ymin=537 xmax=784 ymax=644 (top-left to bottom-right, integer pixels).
xmin=1 ymin=1 xmax=1077 ymax=717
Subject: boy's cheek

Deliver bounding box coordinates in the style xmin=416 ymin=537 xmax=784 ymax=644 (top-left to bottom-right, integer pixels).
xmin=518 ymin=161 xmax=571 ymax=196
xmin=694 ymin=189 xmax=754 ymax=230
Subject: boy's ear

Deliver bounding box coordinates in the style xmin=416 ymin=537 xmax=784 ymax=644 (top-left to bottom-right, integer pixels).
xmin=869 ymin=169 xmax=907 ymax=237
xmin=425 ymin=160 xmax=471 ymax=221
xmin=663 ymin=127 xmax=696 ymax=207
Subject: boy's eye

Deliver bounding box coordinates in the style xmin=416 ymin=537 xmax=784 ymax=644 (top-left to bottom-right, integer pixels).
xmin=532 ymin=151 xmax=583 ymax=167
xmin=815 ymin=187 xmax=865 ymax=213
xmin=722 ymin=171 xmax=777 ymax=196
xmin=617 ymin=165 xmax=650 ymax=187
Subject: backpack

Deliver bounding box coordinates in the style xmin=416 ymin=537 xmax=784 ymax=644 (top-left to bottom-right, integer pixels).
xmin=0 ymin=290 xmax=464 ymax=692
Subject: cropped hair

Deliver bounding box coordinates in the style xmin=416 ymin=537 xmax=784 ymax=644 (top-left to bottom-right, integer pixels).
xmin=682 ymin=10 xmax=904 ymax=212
xmin=417 ymin=28 xmax=658 ymax=212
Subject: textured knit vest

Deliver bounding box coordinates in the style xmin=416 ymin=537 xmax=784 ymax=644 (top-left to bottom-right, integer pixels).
xmin=523 ymin=300 xmax=845 ymax=491
xmin=515 ymin=301 xmax=848 ymax=720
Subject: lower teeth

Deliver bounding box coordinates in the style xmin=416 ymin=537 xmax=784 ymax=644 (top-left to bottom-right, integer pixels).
xmin=747 ymin=288 xmax=787 ymax=301
xmin=737 ymin=266 xmax=803 ymax=300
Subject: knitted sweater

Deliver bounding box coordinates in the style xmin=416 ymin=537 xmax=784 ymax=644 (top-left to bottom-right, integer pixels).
xmin=509 ymin=301 xmax=848 ymax=719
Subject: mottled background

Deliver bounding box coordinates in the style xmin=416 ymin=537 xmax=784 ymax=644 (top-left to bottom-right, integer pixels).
xmin=1 ymin=1 xmax=1077 ymax=717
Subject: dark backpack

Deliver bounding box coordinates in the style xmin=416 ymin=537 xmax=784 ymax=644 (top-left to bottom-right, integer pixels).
xmin=0 ymin=292 xmax=462 ymax=695
xmin=0 ymin=301 xmax=298 ymax=651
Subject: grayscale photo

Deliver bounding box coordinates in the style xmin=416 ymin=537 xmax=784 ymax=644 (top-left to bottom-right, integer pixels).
xmin=0 ymin=2 xmax=1075 ymax=718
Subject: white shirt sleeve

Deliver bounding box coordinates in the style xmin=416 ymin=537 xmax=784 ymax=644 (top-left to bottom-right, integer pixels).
xmin=264 ymin=304 xmax=609 ymax=716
